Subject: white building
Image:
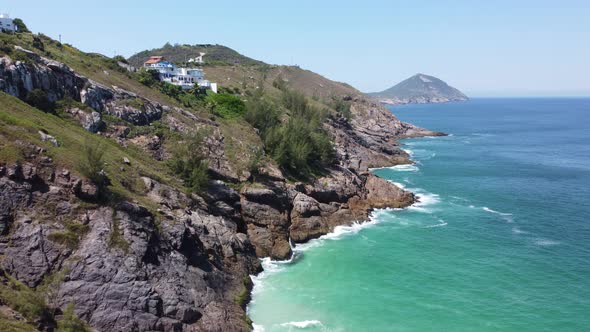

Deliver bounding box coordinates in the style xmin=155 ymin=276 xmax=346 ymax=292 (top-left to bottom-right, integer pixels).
xmin=188 ymin=52 xmax=205 ymax=64
xmin=143 ymin=56 xmax=217 ymax=92
xmin=0 ymin=14 xmax=16 ymax=33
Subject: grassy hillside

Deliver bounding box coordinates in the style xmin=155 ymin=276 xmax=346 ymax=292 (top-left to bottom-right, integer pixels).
xmin=0 ymin=92 xmax=179 ymax=211
xmin=128 ymin=43 xmax=265 ymax=67
xmin=127 ymin=44 xmax=360 ymax=100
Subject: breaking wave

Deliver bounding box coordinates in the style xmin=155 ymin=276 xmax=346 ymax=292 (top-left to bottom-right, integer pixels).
xmin=280 ymin=320 xmax=324 ymax=328
xmin=482 ymin=207 xmax=514 ymax=222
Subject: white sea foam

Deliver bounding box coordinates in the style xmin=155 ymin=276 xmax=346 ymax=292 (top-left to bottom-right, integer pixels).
xmin=252 ymin=324 xmax=266 ymax=332
xmin=482 ymin=207 xmax=514 ymax=222
xmin=408 ymin=190 xmax=440 ymax=213
xmin=402 ymin=148 xmax=413 ymax=156
xmin=424 ymin=219 xmax=448 ymax=228
xmin=534 ymin=238 xmax=561 ymax=246
xmin=249 ymin=210 xmax=391 ymax=302
xmin=390 ymin=164 xmax=420 ymax=172
xmin=512 ymin=227 xmax=529 ymax=234
xmin=389 ymin=181 xmax=406 ymax=189
xmin=280 ymin=320 xmax=323 ymax=328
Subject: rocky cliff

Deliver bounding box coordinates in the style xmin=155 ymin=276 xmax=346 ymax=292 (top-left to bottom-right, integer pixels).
xmin=0 ymin=37 xmax=441 ymax=331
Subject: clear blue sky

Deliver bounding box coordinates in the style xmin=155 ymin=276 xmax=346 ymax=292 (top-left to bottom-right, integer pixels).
xmin=3 ymin=0 xmax=590 ymax=96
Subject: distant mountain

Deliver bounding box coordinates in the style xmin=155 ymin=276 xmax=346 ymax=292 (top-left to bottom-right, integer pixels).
xmin=368 ymin=74 xmax=468 ymax=105
xmin=128 ymin=43 xmax=265 ymax=67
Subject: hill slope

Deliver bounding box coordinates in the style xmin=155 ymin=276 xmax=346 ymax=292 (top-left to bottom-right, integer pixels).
xmin=128 ymin=43 xmax=265 ymax=67
xmin=1 ymin=31 xmax=441 ymax=331
xmin=369 ymin=73 xmax=468 ymax=105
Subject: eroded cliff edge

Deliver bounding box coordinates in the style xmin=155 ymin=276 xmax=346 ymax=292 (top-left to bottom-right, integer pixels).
xmin=0 ymin=42 xmax=442 ymax=331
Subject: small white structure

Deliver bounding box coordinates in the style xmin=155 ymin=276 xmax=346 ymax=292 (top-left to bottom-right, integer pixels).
xmin=143 ymin=56 xmax=216 ymax=92
xmin=0 ymin=13 xmax=16 ymax=33
xmin=188 ymin=52 xmax=205 ymax=64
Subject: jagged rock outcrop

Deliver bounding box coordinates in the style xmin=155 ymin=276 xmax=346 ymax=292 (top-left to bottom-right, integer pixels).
xmin=0 ymin=49 xmax=163 ymax=126
xmin=241 ymin=184 xmax=292 ymax=260
xmin=288 ymin=169 xmax=414 ymax=243
xmin=329 ymin=98 xmax=444 ymax=171
xmin=0 ymin=156 xmax=261 ymax=332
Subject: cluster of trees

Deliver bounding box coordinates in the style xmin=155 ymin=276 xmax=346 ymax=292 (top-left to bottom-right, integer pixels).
xmin=245 ymin=87 xmax=335 ymax=178
xmin=205 ymin=93 xmax=246 ymax=119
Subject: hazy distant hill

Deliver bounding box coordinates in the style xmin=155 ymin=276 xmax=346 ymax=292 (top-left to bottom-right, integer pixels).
xmin=128 ymin=43 xmax=265 ymax=67
xmin=369 ymin=74 xmax=468 ymax=105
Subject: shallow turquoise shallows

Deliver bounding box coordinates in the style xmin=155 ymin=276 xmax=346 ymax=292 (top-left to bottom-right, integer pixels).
xmin=248 ymin=98 xmax=590 ymax=332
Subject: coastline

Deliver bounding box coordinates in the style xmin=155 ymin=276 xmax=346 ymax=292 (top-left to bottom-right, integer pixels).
xmin=246 ymin=134 xmax=441 ymax=330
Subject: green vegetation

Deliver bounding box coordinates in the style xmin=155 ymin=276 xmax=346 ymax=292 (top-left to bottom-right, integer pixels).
xmin=330 ymin=96 xmax=353 ymax=119
xmin=0 ymin=313 xmax=36 ymax=332
xmin=0 ymin=272 xmax=90 ymax=332
xmin=47 ymin=221 xmax=90 ymax=250
xmin=206 ymin=93 xmax=246 ymax=119
xmin=235 ymin=276 xmax=253 ymax=308
xmin=12 ymin=18 xmax=30 ymax=33
xmin=167 ymin=133 xmax=209 ymax=193
xmin=0 ymin=274 xmax=52 ymax=324
xmin=128 ymin=43 xmax=265 ymax=67
xmin=108 ymin=218 xmax=130 ymax=253
xmin=112 ymin=55 xmax=128 ymax=64
xmin=78 ymin=139 xmax=107 ymax=187
xmin=245 ymin=88 xmax=335 ymax=178
xmin=57 ymin=304 xmax=91 ymax=332
xmin=0 ymin=92 xmax=179 ymax=212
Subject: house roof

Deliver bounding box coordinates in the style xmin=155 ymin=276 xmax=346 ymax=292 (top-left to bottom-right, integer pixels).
xmin=144 ymin=56 xmax=164 ymax=65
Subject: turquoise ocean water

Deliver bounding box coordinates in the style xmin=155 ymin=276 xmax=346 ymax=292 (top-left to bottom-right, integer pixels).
xmin=248 ymin=98 xmax=590 ymax=332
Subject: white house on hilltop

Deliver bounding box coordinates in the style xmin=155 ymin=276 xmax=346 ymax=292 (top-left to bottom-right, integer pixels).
xmin=143 ymin=56 xmax=217 ymax=93
xmin=0 ymin=13 xmax=16 ymax=33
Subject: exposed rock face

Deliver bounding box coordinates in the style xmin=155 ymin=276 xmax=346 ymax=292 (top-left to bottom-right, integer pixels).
xmin=0 ymin=159 xmax=260 ymax=332
xmin=0 ymin=49 xmax=164 ymax=127
xmin=241 ymin=184 xmax=292 ymax=260
xmin=329 ymin=98 xmax=444 ymax=171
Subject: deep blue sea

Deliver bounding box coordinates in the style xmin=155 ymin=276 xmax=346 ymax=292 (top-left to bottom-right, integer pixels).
xmin=248 ymin=98 xmax=590 ymax=331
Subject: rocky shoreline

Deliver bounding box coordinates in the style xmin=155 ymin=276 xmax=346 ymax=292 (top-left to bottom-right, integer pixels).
xmin=0 ymin=45 xmax=444 ymax=331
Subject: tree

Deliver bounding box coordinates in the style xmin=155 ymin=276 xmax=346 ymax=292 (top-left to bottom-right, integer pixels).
xmin=57 ymin=304 xmax=91 ymax=332
xmin=137 ymin=69 xmax=160 ymax=87
xmin=78 ymin=139 xmax=107 ymax=186
xmin=12 ymin=18 xmax=30 ymax=33
xmin=167 ymin=133 xmax=209 ymax=193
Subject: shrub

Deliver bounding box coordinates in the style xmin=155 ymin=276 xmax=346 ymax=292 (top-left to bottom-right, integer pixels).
xmin=159 ymin=82 xmax=182 ymax=100
xmin=330 ymin=97 xmax=353 ymax=119
xmin=78 ymin=140 xmax=106 ymax=186
xmin=57 ymin=304 xmax=91 ymax=332
xmin=167 ymin=134 xmax=209 ymax=193
xmin=245 ymin=88 xmax=334 ymax=178
xmin=113 ymin=55 xmax=128 ymax=64
xmin=137 ymin=69 xmax=160 ymax=87
xmin=0 ymin=274 xmax=51 ymax=322
xmin=32 ymin=35 xmax=45 ymax=51
xmin=12 ymin=18 xmax=30 ymax=33
xmin=206 ymin=93 xmax=246 ymax=119
xmin=108 ymin=218 xmax=129 ymax=253
xmin=244 ymin=98 xmax=280 ymax=134
xmin=47 ymin=221 xmax=90 ymax=250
